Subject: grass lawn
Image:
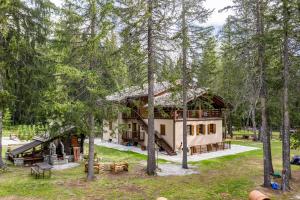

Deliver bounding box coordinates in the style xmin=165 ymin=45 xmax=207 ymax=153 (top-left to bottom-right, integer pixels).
xmin=1 ymin=140 xmax=300 ymax=200
xmin=233 ymin=130 xmax=280 ymax=139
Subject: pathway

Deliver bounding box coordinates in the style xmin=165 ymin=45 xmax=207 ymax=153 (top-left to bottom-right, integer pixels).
xmin=93 ymin=138 xmax=259 ymax=163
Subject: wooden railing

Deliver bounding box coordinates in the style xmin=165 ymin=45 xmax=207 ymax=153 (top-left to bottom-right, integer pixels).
xmin=175 ymin=109 xmax=222 ymax=119
xmin=123 ymin=109 xmax=222 ymax=120
xmin=122 ymin=110 xmax=173 ymax=119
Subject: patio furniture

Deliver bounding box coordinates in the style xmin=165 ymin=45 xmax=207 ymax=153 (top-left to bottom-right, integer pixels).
xmin=31 ymin=162 xmax=52 ymax=179
xmin=200 ymin=145 xmax=207 ymax=154
xmin=217 ymin=142 xmax=224 ymax=150
xmin=213 ymin=143 xmax=219 ymax=151
xmin=207 ymin=144 xmax=213 ymax=152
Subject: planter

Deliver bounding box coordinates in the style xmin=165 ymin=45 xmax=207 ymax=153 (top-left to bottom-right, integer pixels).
xmin=249 ymin=190 xmax=270 ymax=200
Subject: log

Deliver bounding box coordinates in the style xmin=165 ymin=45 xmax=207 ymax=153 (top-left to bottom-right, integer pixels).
xmin=110 ymin=162 xmax=129 ymax=173
xmin=249 ymin=190 xmax=270 ymax=200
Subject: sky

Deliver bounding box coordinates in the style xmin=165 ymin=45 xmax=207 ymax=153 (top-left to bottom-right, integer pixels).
xmin=51 ymin=0 xmax=233 ymax=28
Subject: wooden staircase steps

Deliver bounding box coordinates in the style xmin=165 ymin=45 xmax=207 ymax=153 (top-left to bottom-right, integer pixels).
xmin=133 ymin=111 xmax=177 ymax=156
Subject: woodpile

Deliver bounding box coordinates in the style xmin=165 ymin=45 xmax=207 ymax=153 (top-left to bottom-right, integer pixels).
xmin=84 ymin=163 xmax=103 ymax=174
xmin=110 ymin=162 xmax=128 ymax=173
xmin=84 ymin=161 xmax=129 ymax=174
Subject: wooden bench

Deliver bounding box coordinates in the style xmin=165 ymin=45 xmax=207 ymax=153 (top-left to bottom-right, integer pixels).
xmin=24 ymin=157 xmax=44 ymax=166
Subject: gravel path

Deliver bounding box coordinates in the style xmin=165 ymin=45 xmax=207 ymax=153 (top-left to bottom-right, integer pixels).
xmin=156 ymin=163 xmax=199 ymax=176
xmin=52 ymin=163 xmax=80 ymax=171
xmin=93 ymin=138 xmax=259 ymax=163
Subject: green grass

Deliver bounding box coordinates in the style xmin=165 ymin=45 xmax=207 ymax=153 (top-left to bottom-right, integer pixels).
xmin=233 ymin=130 xmax=280 ymax=138
xmin=1 ymin=141 xmax=300 ymax=199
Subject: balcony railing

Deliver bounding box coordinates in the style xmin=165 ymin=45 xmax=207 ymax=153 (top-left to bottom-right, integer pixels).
xmin=175 ymin=109 xmax=222 ymax=119
xmin=122 ymin=109 xmax=222 ymax=120
xmin=122 ymin=110 xmax=172 ymax=119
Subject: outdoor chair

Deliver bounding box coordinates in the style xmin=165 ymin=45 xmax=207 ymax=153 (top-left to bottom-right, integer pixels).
xmin=207 ymin=144 xmax=213 ymax=152
xmin=213 ymin=143 xmax=219 ymax=151
xmin=200 ymin=145 xmax=207 ymax=154
xmin=218 ymin=142 xmax=224 ymax=150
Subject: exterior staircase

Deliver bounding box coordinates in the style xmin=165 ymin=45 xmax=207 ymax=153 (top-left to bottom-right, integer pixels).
xmin=133 ymin=111 xmax=177 ymax=156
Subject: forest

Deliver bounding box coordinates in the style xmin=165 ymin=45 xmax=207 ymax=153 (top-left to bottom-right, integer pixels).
xmin=0 ymin=0 xmax=300 ymax=199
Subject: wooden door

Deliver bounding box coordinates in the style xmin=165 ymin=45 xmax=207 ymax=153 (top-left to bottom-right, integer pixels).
xmin=132 ymin=123 xmax=137 ymax=138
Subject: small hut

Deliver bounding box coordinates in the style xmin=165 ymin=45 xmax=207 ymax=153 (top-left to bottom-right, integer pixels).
xmin=7 ymin=126 xmax=85 ymax=166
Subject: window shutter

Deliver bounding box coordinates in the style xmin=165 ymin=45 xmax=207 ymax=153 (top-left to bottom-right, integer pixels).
xmin=191 ymin=125 xmax=195 ymax=135
xmin=213 ymin=124 xmax=216 ymax=134
xmin=196 ymin=125 xmax=200 ymax=135
xmin=202 ymin=125 xmax=206 ymax=135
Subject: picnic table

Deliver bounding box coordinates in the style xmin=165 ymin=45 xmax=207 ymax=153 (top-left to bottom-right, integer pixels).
xmin=31 ymin=162 xmax=52 ymax=178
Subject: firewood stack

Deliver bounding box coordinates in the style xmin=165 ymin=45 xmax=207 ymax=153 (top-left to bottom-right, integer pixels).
xmin=110 ymin=162 xmax=129 ymax=173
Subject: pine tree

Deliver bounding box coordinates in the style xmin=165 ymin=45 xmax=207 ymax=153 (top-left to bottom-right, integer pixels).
xmin=0 ymin=0 xmax=55 ymax=168
xmin=117 ymin=0 xmax=175 ymax=175
xmin=53 ymin=0 xmax=116 ymax=181
xmin=169 ymin=0 xmax=211 ymax=169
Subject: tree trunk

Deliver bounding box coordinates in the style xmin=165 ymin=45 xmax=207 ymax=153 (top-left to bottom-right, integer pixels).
xmin=181 ymin=0 xmax=188 ymax=169
xmin=87 ymin=113 xmax=95 ymax=181
xmin=224 ymin=111 xmax=228 ymax=139
xmin=228 ymin=112 xmax=233 ymax=138
xmin=252 ymin=106 xmax=257 ymax=141
xmin=87 ymin=0 xmax=96 ymax=181
xmin=282 ymin=0 xmax=291 ymax=192
xmin=266 ymin=113 xmax=274 ymax=174
xmin=0 ymin=71 xmax=4 ymax=168
xmin=146 ymin=0 xmax=156 ymax=175
xmin=0 ymin=110 xmax=4 ymax=168
xmin=256 ymin=0 xmax=272 ymax=188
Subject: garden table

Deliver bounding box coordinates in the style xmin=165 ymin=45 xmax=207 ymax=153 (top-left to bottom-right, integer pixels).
xmin=35 ymin=162 xmax=52 ymax=178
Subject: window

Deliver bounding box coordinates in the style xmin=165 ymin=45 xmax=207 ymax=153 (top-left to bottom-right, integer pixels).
xmin=187 ymin=125 xmax=195 ymax=136
xmin=128 ymin=123 xmax=131 ymax=129
xmin=197 ymin=124 xmax=206 ymax=135
xmin=160 ymin=124 xmax=166 ymax=135
xmin=208 ymin=124 xmax=216 ymax=134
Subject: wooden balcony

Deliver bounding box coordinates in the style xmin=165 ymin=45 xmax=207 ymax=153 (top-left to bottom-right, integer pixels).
xmin=122 ymin=110 xmax=173 ymax=119
xmin=175 ymin=109 xmax=222 ymax=119
xmin=122 ymin=109 xmax=222 ymax=120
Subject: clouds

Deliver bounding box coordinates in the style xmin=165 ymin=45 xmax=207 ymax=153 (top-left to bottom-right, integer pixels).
xmin=204 ymin=0 xmax=233 ymax=27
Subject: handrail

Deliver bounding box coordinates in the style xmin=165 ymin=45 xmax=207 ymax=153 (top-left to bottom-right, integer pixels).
xmin=133 ymin=110 xmax=162 ymax=139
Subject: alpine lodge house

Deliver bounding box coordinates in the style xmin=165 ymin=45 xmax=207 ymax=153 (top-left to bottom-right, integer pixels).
xmin=103 ymin=81 xmax=231 ymax=156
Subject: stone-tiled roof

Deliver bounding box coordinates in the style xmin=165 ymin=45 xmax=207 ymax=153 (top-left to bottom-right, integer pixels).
xmin=106 ymin=81 xmax=210 ymax=107
xmin=106 ymin=81 xmax=171 ymax=102
xmin=150 ymin=87 xmax=207 ymax=107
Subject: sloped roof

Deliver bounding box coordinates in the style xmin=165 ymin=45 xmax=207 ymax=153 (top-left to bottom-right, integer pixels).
xmin=105 ymin=81 xmax=227 ymax=108
xmin=106 ymin=81 xmax=171 ymax=102
xmin=10 ymin=140 xmax=43 ymax=157
xmin=9 ymin=126 xmax=76 ymax=157
xmin=150 ymin=87 xmax=207 ymax=107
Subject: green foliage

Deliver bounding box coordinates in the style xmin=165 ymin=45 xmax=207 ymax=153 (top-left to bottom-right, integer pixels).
xmin=0 ymin=0 xmax=56 ymax=124
xmin=3 ymin=108 xmax=12 ymax=129
xmin=291 ymin=130 xmax=300 ymax=150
